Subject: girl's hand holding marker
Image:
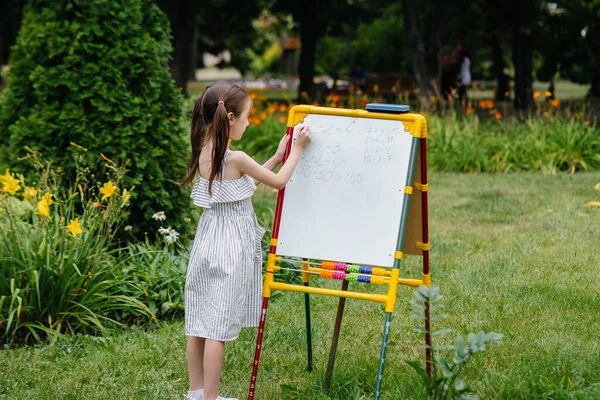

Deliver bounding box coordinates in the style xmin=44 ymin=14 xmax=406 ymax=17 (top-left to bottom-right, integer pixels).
xmin=293 ymin=125 xmax=312 ymax=149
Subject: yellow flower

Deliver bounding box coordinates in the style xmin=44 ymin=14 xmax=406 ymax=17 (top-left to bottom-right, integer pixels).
xmin=23 ymin=186 xmax=38 ymax=201
xmin=121 ymin=188 xmax=131 ymax=207
xmin=0 ymin=169 xmax=21 ymax=195
xmin=533 ymin=91 xmax=541 ymax=99
xmin=99 ymin=181 xmax=117 ymax=201
xmin=93 ymin=201 xmax=102 ymax=208
xmin=0 ymin=169 xmax=9 ymax=185
xmin=3 ymin=179 xmax=21 ymax=195
xmin=545 ymin=90 xmax=552 ymax=97
xmin=586 ymin=201 xmax=600 ymax=207
xmin=66 ymin=218 xmax=83 ymax=237
xmin=36 ymin=202 xmax=50 ymax=217
xmin=41 ymin=192 xmax=54 ymax=206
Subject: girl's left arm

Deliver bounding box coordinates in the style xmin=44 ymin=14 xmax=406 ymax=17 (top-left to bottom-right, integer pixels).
xmin=252 ymin=134 xmax=290 ymax=186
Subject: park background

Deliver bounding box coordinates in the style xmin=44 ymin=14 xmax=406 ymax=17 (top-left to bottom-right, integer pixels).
xmin=0 ymin=0 xmax=599 ymax=399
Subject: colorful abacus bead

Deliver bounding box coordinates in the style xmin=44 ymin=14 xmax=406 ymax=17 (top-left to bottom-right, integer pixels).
xmin=321 ymin=270 xmax=334 ymax=279
xmin=322 ymin=261 xmax=335 ymax=270
xmin=333 ymin=271 xmax=346 ymax=280
xmin=347 ymin=264 xmax=360 ymax=273
xmin=346 ymin=273 xmax=359 ymax=282
xmin=357 ymin=275 xmax=371 ymax=284
xmin=334 ymin=263 xmax=347 ymax=271
xmin=359 ymin=266 xmax=372 ymax=275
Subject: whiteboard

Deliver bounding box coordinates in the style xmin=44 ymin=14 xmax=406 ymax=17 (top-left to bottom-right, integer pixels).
xmin=277 ymin=113 xmax=415 ymax=267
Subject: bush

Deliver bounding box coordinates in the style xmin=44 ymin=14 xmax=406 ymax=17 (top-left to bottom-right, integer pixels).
xmin=427 ymin=114 xmax=600 ymax=173
xmin=0 ymin=0 xmax=190 ymax=236
xmin=234 ymin=112 xmax=600 ymax=174
xmin=0 ymin=149 xmax=157 ymax=346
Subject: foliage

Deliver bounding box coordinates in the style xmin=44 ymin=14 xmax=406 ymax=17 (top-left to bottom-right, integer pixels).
xmin=115 ymin=238 xmax=188 ymax=319
xmin=0 ymin=148 xmax=156 ymax=346
xmin=427 ymin=111 xmax=600 ymax=174
xmin=408 ymin=285 xmax=503 ymax=400
xmin=0 ymin=0 xmax=190 ymax=237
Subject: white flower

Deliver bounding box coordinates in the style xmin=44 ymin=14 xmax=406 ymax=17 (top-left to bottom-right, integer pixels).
xmin=165 ymin=229 xmax=179 ymax=244
xmin=152 ymin=211 xmax=166 ymax=221
xmin=158 ymin=226 xmax=171 ymax=235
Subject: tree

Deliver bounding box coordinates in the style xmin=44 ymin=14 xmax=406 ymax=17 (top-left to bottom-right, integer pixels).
xmin=273 ymin=0 xmax=371 ymax=101
xmin=512 ymin=0 xmax=535 ymax=109
xmin=0 ymin=0 xmax=190 ymax=236
xmin=402 ymin=0 xmax=449 ymax=107
xmin=157 ymin=0 xmax=200 ymax=93
xmin=537 ymin=0 xmax=600 ymax=98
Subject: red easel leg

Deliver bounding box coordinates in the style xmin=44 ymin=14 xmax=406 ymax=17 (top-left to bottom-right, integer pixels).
xmin=248 ymin=297 xmax=271 ymax=400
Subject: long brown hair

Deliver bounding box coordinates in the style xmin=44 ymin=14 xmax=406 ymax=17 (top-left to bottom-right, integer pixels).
xmin=180 ymin=82 xmax=250 ymax=194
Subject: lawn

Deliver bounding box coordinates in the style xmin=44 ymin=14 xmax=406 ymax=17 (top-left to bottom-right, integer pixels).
xmin=1 ymin=172 xmax=600 ymax=400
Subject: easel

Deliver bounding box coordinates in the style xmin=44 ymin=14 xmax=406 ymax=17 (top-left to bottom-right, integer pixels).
xmin=248 ymin=105 xmax=432 ymax=400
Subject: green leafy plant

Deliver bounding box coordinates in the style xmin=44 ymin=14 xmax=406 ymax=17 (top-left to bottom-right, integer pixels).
xmin=409 ymin=285 xmax=503 ymax=400
xmin=0 ymin=148 xmax=157 ymax=346
xmin=115 ymin=216 xmax=188 ymax=318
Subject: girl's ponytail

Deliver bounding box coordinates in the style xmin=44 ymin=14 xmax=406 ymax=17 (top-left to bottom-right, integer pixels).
xmin=180 ymin=82 xmax=250 ymax=194
xmin=180 ymin=95 xmax=207 ymax=187
xmin=208 ymin=101 xmax=230 ymax=195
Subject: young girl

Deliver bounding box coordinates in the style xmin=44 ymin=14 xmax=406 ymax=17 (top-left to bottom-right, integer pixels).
xmin=180 ymin=82 xmax=311 ymax=400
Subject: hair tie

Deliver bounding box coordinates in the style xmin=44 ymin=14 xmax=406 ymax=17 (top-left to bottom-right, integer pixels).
xmin=218 ymin=101 xmax=224 ymax=106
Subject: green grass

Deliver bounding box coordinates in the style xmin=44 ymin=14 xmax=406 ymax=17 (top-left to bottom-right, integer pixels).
xmin=2 ymin=172 xmax=600 ymax=399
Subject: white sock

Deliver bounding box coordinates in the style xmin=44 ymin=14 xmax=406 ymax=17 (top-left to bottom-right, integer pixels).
xmin=187 ymin=389 xmax=204 ymax=400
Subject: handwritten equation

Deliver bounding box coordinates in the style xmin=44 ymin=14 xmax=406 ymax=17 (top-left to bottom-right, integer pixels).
xmin=292 ymin=117 xmax=405 ymax=185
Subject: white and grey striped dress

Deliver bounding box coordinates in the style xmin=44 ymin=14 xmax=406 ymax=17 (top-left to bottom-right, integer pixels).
xmin=185 ymin=162 xmax=266 ymax=341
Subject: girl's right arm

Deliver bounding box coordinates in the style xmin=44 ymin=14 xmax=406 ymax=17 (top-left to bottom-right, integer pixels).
xmin=229 ymin=126 xmax=312 ymax=190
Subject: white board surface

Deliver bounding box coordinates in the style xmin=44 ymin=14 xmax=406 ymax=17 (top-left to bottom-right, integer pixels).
xmin=277 ymin=113 xmax=414 ymax=267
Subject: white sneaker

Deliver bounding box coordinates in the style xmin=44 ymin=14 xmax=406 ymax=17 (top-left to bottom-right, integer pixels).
xmin=185 ymin=389 xmax=204 ymax=400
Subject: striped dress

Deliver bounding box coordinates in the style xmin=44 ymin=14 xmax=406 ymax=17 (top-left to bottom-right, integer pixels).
xmin=185 ymin=164 xmax=266 ymax=341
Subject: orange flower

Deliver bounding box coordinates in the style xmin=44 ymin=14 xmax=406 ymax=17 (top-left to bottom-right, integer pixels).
xmin=533 ymin=91 xmax=541 ymax=99
xmin=466 ymin=107 xmax=474 ymax=115
xmin=545 ymin=90 xmax=552 ymax=97
xmin=267 ymin=103 xmax=278 ymax=114
xmin=278 ymin=116 xmax=287 ymax=124
xmin=278 ymin=104 xmax=287 ymax=112
xmin=250 ymin=91 xmax=258 ymax=100
xmin=495 ymin=112 xmax=502 ymax=120
xmin=551 ymin=98 xmax=560 ymax=108
xmin=478 ymin=100 xmax=495 ymax=110
xmin=259 ymin=111 xmax=268 ymax=121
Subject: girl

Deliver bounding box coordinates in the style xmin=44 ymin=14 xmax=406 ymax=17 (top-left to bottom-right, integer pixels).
xmin=180 ymin=82 xmax=311 ymax=400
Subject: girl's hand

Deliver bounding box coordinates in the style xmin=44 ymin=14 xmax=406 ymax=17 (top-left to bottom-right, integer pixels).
xmin=275 ymin=133 xmax=290 ymax=162
xmin=293 ymin=126 xmax=312 ymax=150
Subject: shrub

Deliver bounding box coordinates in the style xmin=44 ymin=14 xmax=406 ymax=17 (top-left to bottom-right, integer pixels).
xmin=0 ymin=0 xmax=190 ymax=236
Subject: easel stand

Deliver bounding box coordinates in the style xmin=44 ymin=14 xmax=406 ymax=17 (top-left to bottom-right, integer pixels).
xmin=248 ymin=107 xmax=432 ymax=400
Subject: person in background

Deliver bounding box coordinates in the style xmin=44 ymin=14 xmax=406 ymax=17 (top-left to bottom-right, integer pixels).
xmin=457 ymin=45 xmax=472 ymax=108
xmin=349 ymin=61 xmax=368 ymax=91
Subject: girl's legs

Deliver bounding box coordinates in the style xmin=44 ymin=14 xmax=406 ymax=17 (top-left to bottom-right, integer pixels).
xmin=204 ymin=339 xmax=226 ymax=400
xmin=187 ymin=336 xmax=206 ymax=391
